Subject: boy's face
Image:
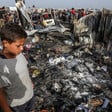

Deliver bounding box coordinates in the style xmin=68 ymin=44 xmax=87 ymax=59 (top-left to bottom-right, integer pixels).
xmin=3 ymin=38 xmax=26 ymax=57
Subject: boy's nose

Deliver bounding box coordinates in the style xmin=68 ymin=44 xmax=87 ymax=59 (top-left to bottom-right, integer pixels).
xmin=20 ymin=46 xmax=24 ymax=51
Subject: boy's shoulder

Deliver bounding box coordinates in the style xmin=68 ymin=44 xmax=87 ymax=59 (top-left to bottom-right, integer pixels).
xmin=16 ymin=53 xmax=28 ymax=64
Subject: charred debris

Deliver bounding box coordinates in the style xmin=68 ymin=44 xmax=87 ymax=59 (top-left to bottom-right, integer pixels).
xmin=17 ymin=7 xmax=112 ymax=112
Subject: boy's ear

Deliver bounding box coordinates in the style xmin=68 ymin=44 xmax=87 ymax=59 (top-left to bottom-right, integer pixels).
xmin=2 ymin=40 xmax=9 ymax=47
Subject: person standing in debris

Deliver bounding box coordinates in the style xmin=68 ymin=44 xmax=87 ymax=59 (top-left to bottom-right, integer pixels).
xmin=81 ymin=8 xmax=86 ymax=17
xmin=0 ymin=23 xmax=35 ymax=112
xmin=0 ymin=6 xmax=5 ymax=28
xmin=77 ymin=9 xmax=82 ymax=20
xmin=70 ymin=8 xmax=76 ymax=21
xmin=66 ymin=9 xmax=71 ymax=22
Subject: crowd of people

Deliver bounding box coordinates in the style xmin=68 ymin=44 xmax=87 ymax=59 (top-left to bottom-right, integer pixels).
xmin=0 ymin=6 xmax=19 ymax=28
xmin=0 ymin=5 xmax=95 ymax=29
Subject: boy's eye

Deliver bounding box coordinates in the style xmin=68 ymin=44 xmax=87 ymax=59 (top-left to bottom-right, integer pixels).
xmin=16 ymin=45 xmax=20 ymax=47
xmin=16 ymin=45 xmax=24 ymax=48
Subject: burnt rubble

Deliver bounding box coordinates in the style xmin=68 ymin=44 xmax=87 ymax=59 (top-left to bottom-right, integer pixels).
xmin=21 ymin=9 xmax=112 ymax=112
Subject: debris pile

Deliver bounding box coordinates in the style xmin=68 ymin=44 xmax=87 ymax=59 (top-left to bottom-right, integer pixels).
xmin=24 ymin=29 xmax=112 ymax=111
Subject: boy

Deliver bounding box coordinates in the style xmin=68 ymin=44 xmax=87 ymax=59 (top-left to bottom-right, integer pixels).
xmin=0 ymin=23 xmax=35 ymax=112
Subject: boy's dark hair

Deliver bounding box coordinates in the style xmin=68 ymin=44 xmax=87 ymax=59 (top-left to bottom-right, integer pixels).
xmin=0 ymin=23 xmax=27 ymax=43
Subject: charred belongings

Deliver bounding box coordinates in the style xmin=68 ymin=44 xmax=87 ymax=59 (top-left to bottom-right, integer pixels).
xmin=23 ymin=28 xmax=112 ymax=112
xmin=21 ymin=8 xmax=112 ymax=112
